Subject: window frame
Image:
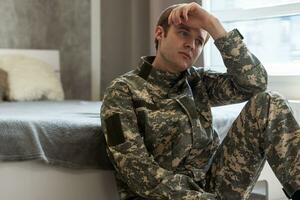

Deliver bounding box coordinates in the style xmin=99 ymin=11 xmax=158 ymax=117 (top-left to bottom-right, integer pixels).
xmin=202 ymin=0 xmax=300 ymax=100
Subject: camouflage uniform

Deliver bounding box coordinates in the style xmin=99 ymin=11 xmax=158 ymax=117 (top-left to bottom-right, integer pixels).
xmin=100 ymin=29 xmax=300 ymax=200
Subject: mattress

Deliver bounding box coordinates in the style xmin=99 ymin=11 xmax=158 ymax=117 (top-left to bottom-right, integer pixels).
xmin=0 ymin=100 xmax=117 ymax=200
xmin=0 ymin=100 xmax=112 ymax=169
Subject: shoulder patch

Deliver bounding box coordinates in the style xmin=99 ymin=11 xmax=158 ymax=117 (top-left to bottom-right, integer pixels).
xmin=105 ymin=113 xmax=125 ymax=146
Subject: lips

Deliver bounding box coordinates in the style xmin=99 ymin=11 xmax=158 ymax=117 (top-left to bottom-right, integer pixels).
xmin=179 ymin=52 xmax=192 ymax=60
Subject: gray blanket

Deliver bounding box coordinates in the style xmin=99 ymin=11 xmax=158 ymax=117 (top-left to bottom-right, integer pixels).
xmin=0 ymin=100 xmax=112 ymax=169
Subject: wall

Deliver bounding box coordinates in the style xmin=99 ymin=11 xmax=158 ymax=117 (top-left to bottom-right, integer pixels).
xmin=100 ymin=0 xmax=150 ymax=98
xmin=0 ymin=0 xmax=91 ymax=100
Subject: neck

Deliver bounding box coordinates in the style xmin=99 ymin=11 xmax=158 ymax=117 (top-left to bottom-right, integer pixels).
xmin=152 ymin=53 xmax=177 ymax=74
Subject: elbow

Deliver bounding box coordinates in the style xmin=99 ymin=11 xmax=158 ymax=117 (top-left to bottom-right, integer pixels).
xmin=250 ymin=65 xmax=268 ymax=94
xmin=258 ymin=69 xmax=268 ymax=92
xmin=250 ymin=76 xmax=268 ymax=95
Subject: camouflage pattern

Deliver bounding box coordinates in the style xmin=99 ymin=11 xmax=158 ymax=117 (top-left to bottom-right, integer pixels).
xmin=100 ymin=29 xmax=300 ymax=199
xmin=205 ymin=91 xmax=300 ymax=199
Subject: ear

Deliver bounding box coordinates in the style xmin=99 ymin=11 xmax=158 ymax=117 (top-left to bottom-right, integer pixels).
xmin=155 ymin=26 xmax=164 ymax=43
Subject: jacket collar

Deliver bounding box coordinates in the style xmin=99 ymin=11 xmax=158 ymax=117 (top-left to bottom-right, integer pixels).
xmin=137 ymin=56 xmax=186 ymax=92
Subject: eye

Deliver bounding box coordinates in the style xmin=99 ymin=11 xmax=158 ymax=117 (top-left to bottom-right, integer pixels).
xmin=178 ymin=30 xmax=189 ymax=37
xmin=195 ymin=39 xmax=203 ymax=46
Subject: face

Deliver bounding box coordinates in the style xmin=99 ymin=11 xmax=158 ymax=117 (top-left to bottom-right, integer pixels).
xmin=153 ymin=22 xmax=207 ymax=73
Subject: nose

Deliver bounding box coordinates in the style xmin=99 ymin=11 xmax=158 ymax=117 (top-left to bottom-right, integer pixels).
xmin=185 ymin=39 xmax=196 ymax=51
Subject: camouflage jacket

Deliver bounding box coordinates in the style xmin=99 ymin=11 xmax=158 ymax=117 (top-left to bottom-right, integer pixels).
xmin=100 ymin=29 xmax=268 ymax=200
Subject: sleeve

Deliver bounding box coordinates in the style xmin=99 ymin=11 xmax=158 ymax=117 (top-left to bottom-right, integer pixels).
xmin=204 ymin=29 xmax=268 ymax=107
xmin=100 ymin=79 xmax=216 ymax=200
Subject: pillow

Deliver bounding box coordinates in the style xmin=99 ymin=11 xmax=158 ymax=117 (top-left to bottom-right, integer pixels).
xmin=0 ymin=68 xmax=8 ymax=101
xmin=0 ymin=54 xmax=64 ymax=101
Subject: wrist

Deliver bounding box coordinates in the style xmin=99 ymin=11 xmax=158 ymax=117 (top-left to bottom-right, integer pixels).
xmin=205 ymin=17 xmax=227 ymax=40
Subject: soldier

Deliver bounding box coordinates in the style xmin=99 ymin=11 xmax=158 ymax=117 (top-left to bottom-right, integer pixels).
xmin=101 ymin=2 xmax=300 ymax=200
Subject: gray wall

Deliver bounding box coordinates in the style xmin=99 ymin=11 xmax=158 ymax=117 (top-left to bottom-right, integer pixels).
xmin=0 ymin=0 xmax=91 ymax=100
xmin=101 ymin=0 xmax=150 ymax=97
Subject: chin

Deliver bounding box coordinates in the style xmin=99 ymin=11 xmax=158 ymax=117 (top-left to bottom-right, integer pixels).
xmin=177 ymin=65 xmax=190 ymax=72
xmin=181 ymin=62 xmax=192 ymax=70
xmin=174 ymin=60 xmax=192 ymax=72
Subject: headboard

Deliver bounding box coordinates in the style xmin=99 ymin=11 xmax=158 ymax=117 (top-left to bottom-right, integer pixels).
xmin=0 ymin=49 xmax=60 ymax=75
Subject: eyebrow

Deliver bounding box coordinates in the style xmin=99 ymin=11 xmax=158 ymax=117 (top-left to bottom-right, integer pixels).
xmin=176 ymin=24 xmax=205 ymax=43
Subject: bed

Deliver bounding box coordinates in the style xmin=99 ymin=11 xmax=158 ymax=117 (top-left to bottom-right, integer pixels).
xmin=0 ymin=49 xmax=299 ymax=200
xmin=0 ymin=49 xmax=117 ymax=200
xmin=0 ymin=101 xmax=118 ymax=200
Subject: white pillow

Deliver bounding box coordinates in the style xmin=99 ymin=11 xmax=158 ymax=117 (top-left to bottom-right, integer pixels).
xmin=0 ymin=54 xmax=64 ymax=101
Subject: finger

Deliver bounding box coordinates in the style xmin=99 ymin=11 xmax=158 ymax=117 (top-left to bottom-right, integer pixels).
xmin=177 ymin=5 xmax=188 ymax=24
xmin=168 ymin=10 xmax=172 ymax=24
xmin=182 ymin=5 xmax=189 ymax=22
xmin=168 ymin=8 xmax=175 ymax=25
xmin=168 ymin=9 xmax=176 ymax=25
xmin=172 ymin=7 xmax=181 ymax=25
xmin=169 ymin=4 xmax=188 ymax=25
xmin=177 ymin=4 xmax=191 ymax=24
xmin=189 ymin=3 xmax=198 ymax=14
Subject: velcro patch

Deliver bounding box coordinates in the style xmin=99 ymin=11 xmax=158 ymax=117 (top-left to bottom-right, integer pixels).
xmin=105 ymin=113 xmax=125 ymax=146
xmin=133 ymin=99 xmax=158 ymax=110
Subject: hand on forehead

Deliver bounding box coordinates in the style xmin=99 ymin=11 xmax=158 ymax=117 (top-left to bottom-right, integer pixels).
xmin=168 ymin=3 xmax=210 ymax=30
xmin=168 ymin=3 xmax=208 ymax=40
xmin=168 ymin=3 xmax=193 ymax=25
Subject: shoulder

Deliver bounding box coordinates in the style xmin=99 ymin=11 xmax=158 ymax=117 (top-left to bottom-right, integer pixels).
xmin=103 ymin=69 xmax=148 ymax=99
xmin=101 ymin=72 xmax=137 ymax=117
xmin=105 ymin=70 xmax=137 ymax=90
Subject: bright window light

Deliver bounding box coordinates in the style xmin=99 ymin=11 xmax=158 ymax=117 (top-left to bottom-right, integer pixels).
xmin=212 ymin=0 xmax=300 ymax=11
xmin=203 ymin=0 xmax=300 ymax=76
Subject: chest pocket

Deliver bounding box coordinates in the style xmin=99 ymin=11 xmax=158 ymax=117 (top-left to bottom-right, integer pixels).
xmin=133 ymin=98 xmax=167 ymax=153
xmin=133 ymin=98 xmax=187 ymax=154
xmin=132 ymin=99 xmax=156 ymax=136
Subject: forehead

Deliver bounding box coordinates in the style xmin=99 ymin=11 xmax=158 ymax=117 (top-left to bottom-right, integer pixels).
xmin=172 ymin=24 xmax=207 ymax=39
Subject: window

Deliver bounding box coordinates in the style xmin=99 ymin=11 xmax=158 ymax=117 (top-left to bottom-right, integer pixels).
xmin=211 ymin=0 xmax=300 ymax=11
xmin=203 ymin=0 xmax=300 ymax=99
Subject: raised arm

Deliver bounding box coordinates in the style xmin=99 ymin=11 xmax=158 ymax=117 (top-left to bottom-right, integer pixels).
xmin=169 ymin=3 xmax=268 ymax=106
xmin=204 ymin=30 xmax=268 ymax=106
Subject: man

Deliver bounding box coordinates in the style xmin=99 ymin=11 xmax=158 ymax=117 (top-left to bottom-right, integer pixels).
xmin=101 ymin=3 xmax=300 ymax=200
